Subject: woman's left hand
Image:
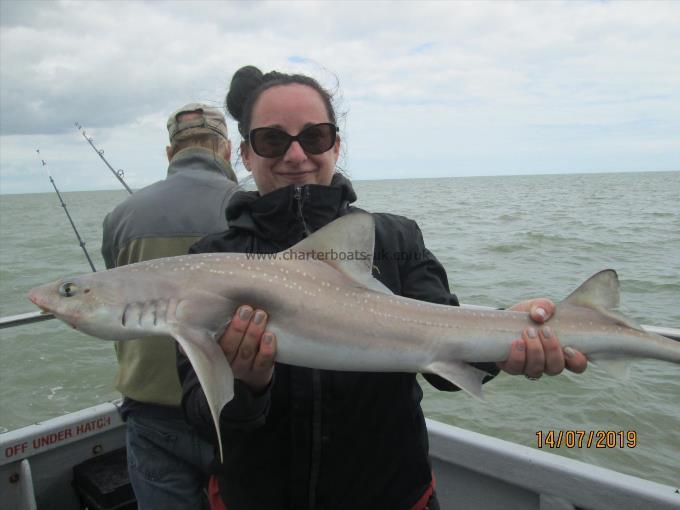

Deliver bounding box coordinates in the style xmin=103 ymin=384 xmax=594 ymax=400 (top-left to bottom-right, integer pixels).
xmin=497 ymin=298 xmax=588 ymax=378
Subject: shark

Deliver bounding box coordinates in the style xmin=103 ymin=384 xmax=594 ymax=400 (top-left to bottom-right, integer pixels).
xmin=27 ymin=212 xmax=680 ymax=460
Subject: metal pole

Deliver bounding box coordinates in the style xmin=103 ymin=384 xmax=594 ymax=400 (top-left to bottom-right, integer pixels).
xmin=75 ymin=122 xmax=133 ymax=194
xmin=36 ymin=150 xmax=97 ymax=272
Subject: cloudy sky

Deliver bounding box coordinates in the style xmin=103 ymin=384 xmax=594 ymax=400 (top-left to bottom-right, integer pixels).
xmin=1 ymin=0 xmax=679 ymax=194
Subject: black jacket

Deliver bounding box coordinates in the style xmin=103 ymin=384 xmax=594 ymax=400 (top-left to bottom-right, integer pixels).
xmin=178 ymin=174 xmax=496 ymax=510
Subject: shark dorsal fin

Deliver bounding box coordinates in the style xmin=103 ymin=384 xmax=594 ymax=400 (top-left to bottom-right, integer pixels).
xmin=561 ymin=269 xmax=642 ymax=331
xmin=285 ymin=211 xmax=393 ymax=295
xmin=562 ymin=269 xmax=620 ymax=310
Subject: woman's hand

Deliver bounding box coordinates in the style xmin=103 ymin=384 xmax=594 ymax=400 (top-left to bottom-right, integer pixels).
xmin=219 ymin=305 xmax=277 ymax=393
xmin=497 ymin=298 xmax=587 ymax=378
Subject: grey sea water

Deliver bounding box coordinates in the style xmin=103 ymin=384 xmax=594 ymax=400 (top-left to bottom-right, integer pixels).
xmin=1 ymin=171 xmax=679 ymax=487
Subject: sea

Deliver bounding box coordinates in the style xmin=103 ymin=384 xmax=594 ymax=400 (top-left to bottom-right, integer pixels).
xmin=1 ymin=171 xmax=679 ymax=487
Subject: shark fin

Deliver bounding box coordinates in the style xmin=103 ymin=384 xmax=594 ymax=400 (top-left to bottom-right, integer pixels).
xmin=169 ymin=323 xmax=233 ymax=462
xmin=560 ymin=269 xmax=644 ymax=331
xmin=562 ymin=269 xmax=620 ymax=310
xmin=285 ymin=211 xmax=394 ymax=295
xmin=426 ymin=361 xmax=489 ymax=400
xmin=588 ymin=354 xmax=635 ymax=380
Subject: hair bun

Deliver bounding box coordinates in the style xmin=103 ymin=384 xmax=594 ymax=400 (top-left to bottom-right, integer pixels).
xmin=226 ymin=66 xmax=264 ymax=123
xmin=262 ymin=71 xmax=286 ymax=83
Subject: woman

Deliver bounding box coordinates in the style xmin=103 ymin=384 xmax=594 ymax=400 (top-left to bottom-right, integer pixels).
xmin=178 ymin=66 xmax=588 ymax=510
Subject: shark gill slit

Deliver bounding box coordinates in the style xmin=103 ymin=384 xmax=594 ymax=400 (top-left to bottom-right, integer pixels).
xmin=121 ymin=304 xmax=128 ymax=327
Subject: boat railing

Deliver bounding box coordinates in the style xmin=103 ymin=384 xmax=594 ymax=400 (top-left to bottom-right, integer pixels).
xmin=0 ymin=311 xmax=56 ymax=328
xmin=3 ymin=308 xmax=679 ymax=341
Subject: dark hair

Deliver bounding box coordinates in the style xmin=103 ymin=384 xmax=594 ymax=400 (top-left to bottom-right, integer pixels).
xmin=225 ymin=65 xmax=337 ymax=139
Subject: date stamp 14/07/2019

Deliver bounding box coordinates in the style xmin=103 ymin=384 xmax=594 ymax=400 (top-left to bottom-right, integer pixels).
xmin=536 ymin=430 xmax=638 ymax=449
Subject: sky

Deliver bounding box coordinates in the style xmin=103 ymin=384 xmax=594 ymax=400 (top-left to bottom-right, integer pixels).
xmin=1 ymin=0 xmax=679 ymax=194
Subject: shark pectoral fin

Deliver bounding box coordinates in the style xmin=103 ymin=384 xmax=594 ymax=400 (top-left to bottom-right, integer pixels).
xmin=587 ymin=354 xmax=634 ymax=380
xmin=169 ymin=324 xmax=233 ymax=462
xmin=426 ymin=361 xmax=489 ymax=400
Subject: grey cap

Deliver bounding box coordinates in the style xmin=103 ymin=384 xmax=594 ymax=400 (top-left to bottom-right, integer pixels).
xmin=167 ymin=103 xmax=228 ymax=142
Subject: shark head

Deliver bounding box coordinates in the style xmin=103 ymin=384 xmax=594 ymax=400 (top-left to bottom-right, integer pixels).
xmin=27 ymin=273 xmax=138 ymax=340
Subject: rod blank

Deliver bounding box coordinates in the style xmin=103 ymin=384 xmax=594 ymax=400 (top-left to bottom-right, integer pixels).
xmin=75 ymin=122 xmax=133 ymax=194
xmin=36 ymin=149 xmax=97 ymax=272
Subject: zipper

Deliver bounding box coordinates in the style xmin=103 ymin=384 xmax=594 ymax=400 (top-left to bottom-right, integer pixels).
xmin=294 ymin=184 xmax=322 ymax=509
xmin=294 ymin=185 xmax=312 ymax=237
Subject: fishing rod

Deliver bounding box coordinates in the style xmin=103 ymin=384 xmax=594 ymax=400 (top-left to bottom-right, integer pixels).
xmin=75 ymin=122 xmax=133 ymax=194
xmin=36 ymin=149 xmax=97 ymax=272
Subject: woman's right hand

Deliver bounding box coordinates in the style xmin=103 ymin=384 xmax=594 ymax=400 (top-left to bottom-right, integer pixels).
xmin=219 ymin=305 xmax=277 ymax=393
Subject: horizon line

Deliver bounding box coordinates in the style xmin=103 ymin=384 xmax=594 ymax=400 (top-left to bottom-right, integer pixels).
xmin=1 ymin=168 xmax=678 ymax=196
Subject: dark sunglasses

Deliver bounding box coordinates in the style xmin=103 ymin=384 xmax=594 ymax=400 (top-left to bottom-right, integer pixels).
xmin=248 ymin=123 xmax=338 ymax=158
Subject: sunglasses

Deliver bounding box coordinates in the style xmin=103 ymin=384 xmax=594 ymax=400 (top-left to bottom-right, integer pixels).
xmin=248 ymin=123 xmax=338 ymax=158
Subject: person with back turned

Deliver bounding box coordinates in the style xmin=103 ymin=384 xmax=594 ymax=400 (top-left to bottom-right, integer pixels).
xmin=101 ymin=103 xmax=238 ymax=509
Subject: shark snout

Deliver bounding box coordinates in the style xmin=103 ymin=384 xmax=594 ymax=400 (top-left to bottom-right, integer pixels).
xmin=27 ymin=286 xmax=50 ymax=313
xmin=27 ymin=288 xmax=40 ymax=305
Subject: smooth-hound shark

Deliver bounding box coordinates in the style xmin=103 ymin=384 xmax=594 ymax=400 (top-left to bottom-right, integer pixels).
xmin=27 ymin=212 xmax=680 ymax=460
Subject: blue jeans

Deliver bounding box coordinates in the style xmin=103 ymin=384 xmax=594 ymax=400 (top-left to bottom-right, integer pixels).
xmin=126 ymin=414 xmax=215 ymax=510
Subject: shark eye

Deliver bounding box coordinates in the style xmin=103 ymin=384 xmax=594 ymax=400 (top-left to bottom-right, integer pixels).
xmin=59 ymin=282 xmax=78 ymax=297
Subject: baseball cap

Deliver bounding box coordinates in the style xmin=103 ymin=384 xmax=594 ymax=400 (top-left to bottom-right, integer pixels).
xmin=167 ymin=103 xmax=228 ymax=142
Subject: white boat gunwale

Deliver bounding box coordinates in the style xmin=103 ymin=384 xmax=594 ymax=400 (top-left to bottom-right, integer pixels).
xmin=2 ymin=402 xmax=679 ymax=510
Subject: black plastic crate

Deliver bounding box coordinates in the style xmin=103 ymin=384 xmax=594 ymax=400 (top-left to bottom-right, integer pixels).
xmin=72 ymin=448 xmax=137 ymax=510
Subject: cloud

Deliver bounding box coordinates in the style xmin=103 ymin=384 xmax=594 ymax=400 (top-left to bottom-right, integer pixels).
xmin=1 ymin=0 xmax=679 ymax=193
